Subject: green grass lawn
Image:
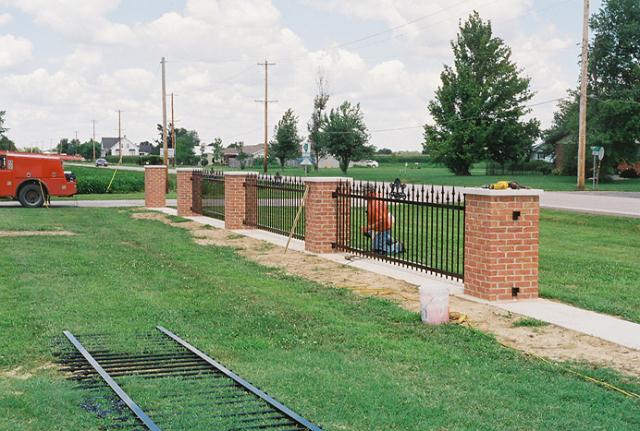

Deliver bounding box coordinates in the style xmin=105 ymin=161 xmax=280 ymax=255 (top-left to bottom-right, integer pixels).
xmin=1 ymin=208 xmax=639 ymax=430
xmin=233 ymin=164 xmax=640 ymax=192
xmin=539 ymin=210 xmax=640 ymax=323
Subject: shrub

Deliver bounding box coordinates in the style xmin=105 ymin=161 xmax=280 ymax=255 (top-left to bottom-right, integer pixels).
xmin=136 ymin=155 xmax=163 ymax=165
xmin=70 ymin=166 xmax=176 ymax=194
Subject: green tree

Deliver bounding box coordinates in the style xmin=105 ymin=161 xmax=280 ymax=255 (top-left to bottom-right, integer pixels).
xmin=175 ymin=129 xmax=200 ymax=165
xmin=235 ymin=142 xmax=249 ymax=169
xmin=210 ymin=137 xmax=224 ymax=164
xmin=271 ymin=108 xmax=302 ymax=168
xmin=0 ymin=111 xmax=17 ymax=151
xmin=307 ymin=76 xmax=330 ymax=170
xmin=545 ymin=0 xmax=640 ymax=173
xmin=322 ymin=101 xmax=373 ymax=174
xmin=77 ymin=140 xmax=101 ymax=160
xmin=423 ymin=12 xmax=539 ymax=175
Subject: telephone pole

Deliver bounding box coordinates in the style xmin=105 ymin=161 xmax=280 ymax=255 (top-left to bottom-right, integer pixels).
xmin=171 ymin=93 xmax=176 ymax=168
xmin=256 ymin=59 xmax=276 ymax=173
xmin=577 ymin=0 xmax=590 ymax=190
xmin=92 ymin=120 xmax=96 ymax=161
xmin=161 ymin=57 xmax=168 ymax=167
xmin=117 ymin=110 xmax=123 ymax=164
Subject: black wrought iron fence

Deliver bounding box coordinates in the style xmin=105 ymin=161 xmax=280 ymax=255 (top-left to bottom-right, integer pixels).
xmin=334 ymin=180 xmax=465 ymax=280
xmin=192 ymin=170 xmax=225 ymax=220
xmin=244 ymin=174 xmax=306 ymax=239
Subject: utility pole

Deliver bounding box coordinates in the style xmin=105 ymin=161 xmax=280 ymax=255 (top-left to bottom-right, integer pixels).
xmin=161 ymin=57 xmax=168 ymax=168
xmin=171 ymin=93 xmax=176 ymax=168
xmin=117 ymin=110 xmax=123 ymax=164
xmin=577 ymin=0 xmax=590 ymax=190
xmin=92 ymin=120 xmax=96 ymax=161
xmin=256 ymin=59 xmax=276 ymax=173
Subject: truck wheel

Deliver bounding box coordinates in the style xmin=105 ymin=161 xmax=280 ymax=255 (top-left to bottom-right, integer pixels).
xmin=18 ymin=183 xmax=45 ymax=208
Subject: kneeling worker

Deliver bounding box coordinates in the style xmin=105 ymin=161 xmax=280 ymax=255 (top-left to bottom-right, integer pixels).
xmin=361 ymin=186 xmax=404 ymax=255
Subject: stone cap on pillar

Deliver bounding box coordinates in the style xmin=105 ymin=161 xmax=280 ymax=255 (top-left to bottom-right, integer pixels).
xmin=224 ymin=171 xmax=259 ymax=176
xmin=144 ymin=165 xmax=167 ymax=169
xmin=463 ymin=187 xmax=543 ymax=197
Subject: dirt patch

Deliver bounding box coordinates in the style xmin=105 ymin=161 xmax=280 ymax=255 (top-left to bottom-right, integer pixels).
xmin=132 ymin=211 xmax=640 ymax=377
xmin=0 ymin=230 xmax=75 ymax=237
xmin=2 ymin=367 xmax=32 ymax=380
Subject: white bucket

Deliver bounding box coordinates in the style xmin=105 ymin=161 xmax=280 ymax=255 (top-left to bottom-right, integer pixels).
xmin=419 ymin=285 xmax=449 ymax=325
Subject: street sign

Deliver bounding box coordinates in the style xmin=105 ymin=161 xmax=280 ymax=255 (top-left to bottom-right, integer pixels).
xmin=591 ymin=146 xmax=605 ymax=160
xmin=302 ymin=142 xmax=311 ymax=158
xmin=300 ymin=157 xmax=312 ymax=166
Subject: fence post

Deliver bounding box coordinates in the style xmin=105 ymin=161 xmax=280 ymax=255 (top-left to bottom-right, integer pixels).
xmin=177 ymin=168 xmax=196 ymax=217
xmin=224 ymin=171 xmax=258 ymax=229
xmin=303 ymin=177 xmax=347 ymax=254
xmin=144 ymin=165 xmax=167 ymax=208
xmin=464 ymin=188 xmax=543 ymax=301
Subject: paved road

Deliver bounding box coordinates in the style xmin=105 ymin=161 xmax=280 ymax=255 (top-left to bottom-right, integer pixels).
xmin=540 ymin=191 xmax=639 ymax=218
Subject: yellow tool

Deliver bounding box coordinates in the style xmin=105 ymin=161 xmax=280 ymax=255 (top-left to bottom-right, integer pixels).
xmin=489 ymin=181 xmax=510 ymax=190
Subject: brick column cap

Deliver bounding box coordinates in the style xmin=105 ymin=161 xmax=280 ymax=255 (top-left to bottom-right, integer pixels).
xmin=144 ymin=165 xmax=167 ymax=169
xmin=224 ymin=171 xmax=259 ymax=176
xmin=176 ymin=167 xmax=195 ymax=172
xmin=464 ymin=188 xmax=543 ymax=197
xmin=303 ymin=177 xmax=350 ymax=183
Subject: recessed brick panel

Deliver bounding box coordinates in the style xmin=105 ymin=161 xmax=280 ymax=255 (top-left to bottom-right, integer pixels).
xmin=144 ymin=167 xmax=167 ymax=208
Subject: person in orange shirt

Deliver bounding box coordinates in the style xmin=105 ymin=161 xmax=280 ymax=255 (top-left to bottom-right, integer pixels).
xmin=361 ymin=188 xmax=404 ymax=255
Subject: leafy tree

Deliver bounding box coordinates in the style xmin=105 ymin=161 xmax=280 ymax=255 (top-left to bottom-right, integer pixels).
xmin=0 ymin=111 xmax=17 ymax=151
xmin=175 ymin=129 xmax=200 ymax=165
xmin=271 ymin=108 xmax=302 ymax=168
xmin=307 ymin=76 xmax=330 ymax=170
xmin=56 ymin=138 xmax=80 ymax=155
xmin=235 ymin=142 xmax=249 ymax=169
xmin=210 ymin=137 xmax=224 ymax=164
xmin=22 ymin=146 xmax=42 ymax=153
xmin=376 ymin=148 xmax=393 ymax=155
xmin=545 ymin=0 xmax=640 ymax=172
xmin=77 ymin=140 xmax=101 ymax=160
xmin=423 ymin=12 xmax=539 ymax=175
xmin=322 ymin=101 xmax=373 ymax=174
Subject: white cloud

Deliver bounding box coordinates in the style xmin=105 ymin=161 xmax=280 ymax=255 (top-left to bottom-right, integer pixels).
xmin=0 ymin=0 xmax=580 ymax=150
xmin=0 ymin=13 xmax=12 ymax=25
xmin=0 ymin=34 xmax=32 ymax=68
xmin=2 ymin=0 xmax=134 ymax=44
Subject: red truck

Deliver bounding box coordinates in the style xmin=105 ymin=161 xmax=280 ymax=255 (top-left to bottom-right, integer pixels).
xmin=0 ymin=151 xmax=77 ymax=207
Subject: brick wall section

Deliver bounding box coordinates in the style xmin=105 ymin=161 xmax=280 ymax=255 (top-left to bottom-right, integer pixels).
xmin=304 ymin=178 xmax=345 ymax=254
xmin=144 ymin=166 xmax=167 ymax=208
xmin=464 ymin=190 xmax=541 ymax=301
xmin=176 ymin=168 xmax=196 ymax=217
xmin=224 ymin=172 xmax=257 ymax=229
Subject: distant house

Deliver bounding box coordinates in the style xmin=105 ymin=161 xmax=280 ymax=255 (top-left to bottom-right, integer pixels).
xmin=138 ymin=141 xmax=155 ymax=156
xmin=101 ymin=136 xmax=140 ymax=157
xmin=530 ymin=142 xmax=553 ymax=163
xmin=223 ymin=144 xmax=263 ymax=168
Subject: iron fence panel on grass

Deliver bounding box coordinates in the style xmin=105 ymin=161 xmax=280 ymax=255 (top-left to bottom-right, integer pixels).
xmin=244 ymin=174 xmax=306 ymax=240
xmin=334 ymin=180 xmax=465 ymax=280
xmin=193 ymin=170 xmax=225 ymax=220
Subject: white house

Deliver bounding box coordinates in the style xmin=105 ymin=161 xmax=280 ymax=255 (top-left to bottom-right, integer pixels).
xmin=101 ymin=136 xmax=140 ymax=157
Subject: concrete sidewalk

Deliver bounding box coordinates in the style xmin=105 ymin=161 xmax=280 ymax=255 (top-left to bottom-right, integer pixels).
xmin=0 ymin=199 xmax=176 ymax=208
xmin=157 ymin=207 xmax=640 ymax=352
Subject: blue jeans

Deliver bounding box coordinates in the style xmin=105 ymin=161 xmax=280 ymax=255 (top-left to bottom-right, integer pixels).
xmin=371 ymin=229 xmax=401 ymax=255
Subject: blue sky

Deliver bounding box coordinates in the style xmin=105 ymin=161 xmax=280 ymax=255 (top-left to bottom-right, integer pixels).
xmin=0 ymin=0 xmax=601 ymax=151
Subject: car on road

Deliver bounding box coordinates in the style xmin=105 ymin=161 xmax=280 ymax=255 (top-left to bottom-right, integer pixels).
xmin=352 ymin=160 xmax=379 ymax=168
xmin=96 ymin=158 xmax=108 ymax=167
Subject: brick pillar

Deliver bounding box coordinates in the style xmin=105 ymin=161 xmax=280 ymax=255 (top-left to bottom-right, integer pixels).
xmin=464 ymin=189 xmax=542 ymax=301
xmin=224 ymin=172 xmax=258 ymax=229
xmin=144 ymin=166 xmax=167 ymax=208
xmin=304 ymin=177 xmax=346 ymax=254
xmin=176 ymin=168 xmax=196 ymax=217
